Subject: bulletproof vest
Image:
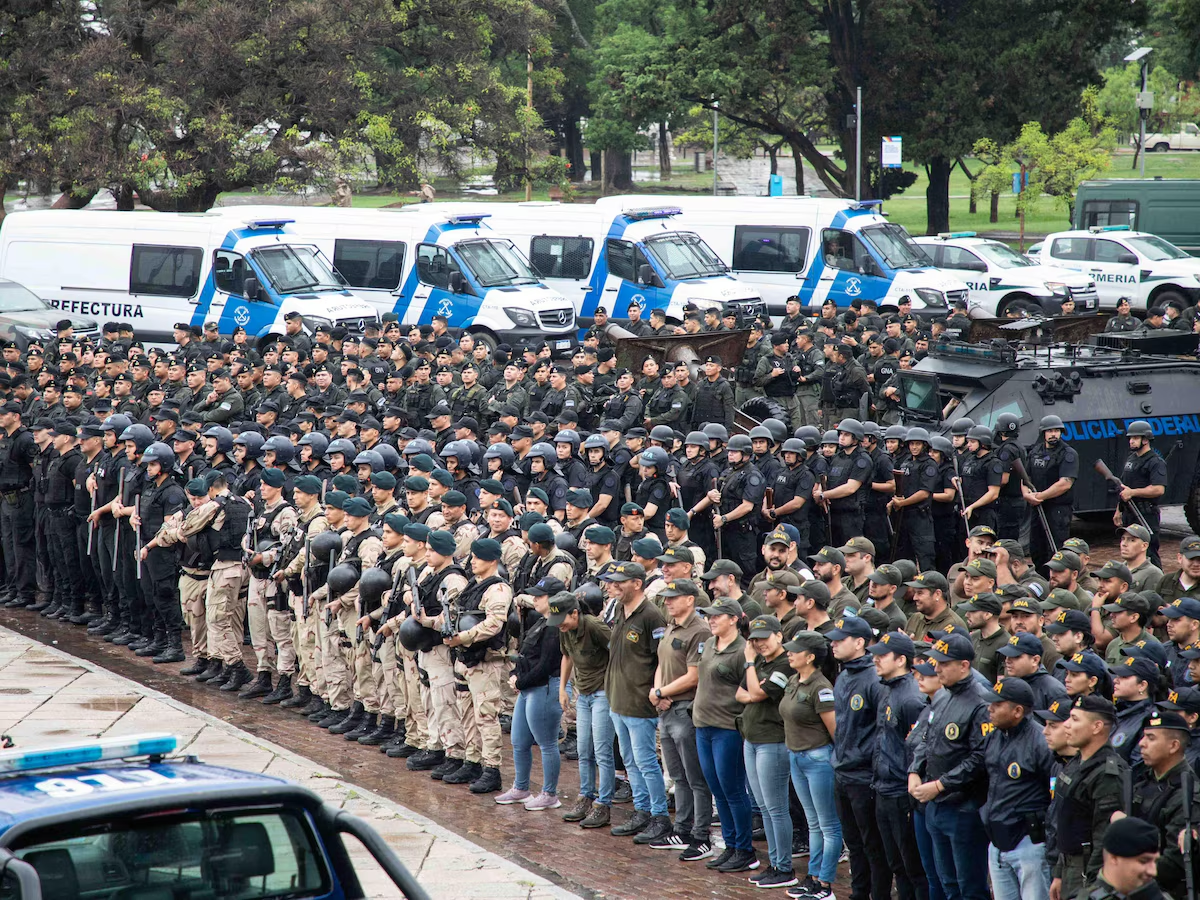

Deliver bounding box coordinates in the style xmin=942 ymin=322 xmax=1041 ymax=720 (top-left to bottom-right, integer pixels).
xmin=341 ymin=525 xmax=381 ymax=572
xmin=182 ymin=528 xmax=215 ymax=570
xmin=455 ymin=574 xmax=509 ymax=664
xmin=420 ymin=563 xmax=466 ymax=617
xmin=139 ymin=477 xmax=181 ymax=540
xmin=763 ymin=354 xmax=797 ymax=397
xmin=211 ymin=493 xmax=252 ymax=561
xmin=249 ymin=502 xmax=290 ymax=579
xmin=0 ymin=427 xmax=33 ymax=490
xmin=959 ymin=450 xmax=995 ymax=505
xmin=532 ymin=548 xmax=577 ymax=590
xmin=1028 ymin=441 xmax=1076 ymax=506
xmin=45 ymin=447 xmax=80 ymax=507
xmin=996 ymin=439 xmax=1027 ymax=499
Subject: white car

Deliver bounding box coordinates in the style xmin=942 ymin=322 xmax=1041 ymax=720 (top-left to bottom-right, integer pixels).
xmin=1035 ymin=226 xmax=1200 ymax=311
xmin=914 ymin=233 xmax=1099 ymax=318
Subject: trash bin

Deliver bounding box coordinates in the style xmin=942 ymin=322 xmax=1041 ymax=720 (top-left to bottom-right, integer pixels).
xmin=768 ymin=173 xmax=784 ymax=196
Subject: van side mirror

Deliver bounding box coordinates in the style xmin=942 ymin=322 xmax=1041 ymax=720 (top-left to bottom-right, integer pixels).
xmin=859 ymin=258 xmax=880 ymax=277
xmin=243 ymin=277 xmax=261 ymax=302
xmin=448 ymin=271 xmax=464 ymax=293
xmin=637 ymin=264 xmax=659 ymax=287
xmin=1117 ymin=252 xmax=1138 ymax=264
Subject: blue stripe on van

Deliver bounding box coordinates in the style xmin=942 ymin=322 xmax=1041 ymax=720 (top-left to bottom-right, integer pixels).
xmin=581 ymin=217 xmax=632 ymax=318
xmin=190 ymin=228 xmax=258 ymax=328
xmin=394 ymin=224 xmax=444 ymax=321
xmin=796 ymin=209 xmax=850 ymax=307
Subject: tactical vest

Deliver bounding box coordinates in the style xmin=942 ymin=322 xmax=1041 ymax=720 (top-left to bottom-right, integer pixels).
xmin=341 ymin=525 xmax=381 ymax=572
xmin=211 ymin=493 xmax=252 ymax=562
xmin=455 ymin=574 xmax=509 ymax=666
xmin=249 ymin=502 xmax=290 ymax=579
xmin=420 ymin=563 xmax=466 ymax=617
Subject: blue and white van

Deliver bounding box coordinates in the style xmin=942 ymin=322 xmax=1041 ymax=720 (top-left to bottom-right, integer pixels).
xmin=218 ymin=205 xmax=578 ymax=353
xmin=437 ymin=201 xmax=767 ymax=322
xmin=0 ymin=210 xmax=380 ymax=341
xmin=595 ymin=195 xmax=971 ymax=319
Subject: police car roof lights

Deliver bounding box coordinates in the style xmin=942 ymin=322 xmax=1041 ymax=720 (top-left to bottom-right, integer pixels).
xmin=0 ymin=733 xmax=178 ymax=775
xmin=848 ymin=200 xmax=884 ymax=211
xmin=242 ymin=218 xmax=296 ymax=230
xmin=1087 ymin=225 xmax=1131 ymax=233
xmin=446 ymin=214 xmax=492 ymax=226
xmin=620 ymin=206 xmax=683 ymax=221
xmin=935 ymin=231 xmax=977 ymax=240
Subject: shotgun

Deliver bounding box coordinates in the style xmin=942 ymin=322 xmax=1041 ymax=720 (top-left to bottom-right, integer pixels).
xmin=1094 ymin=459 xmax=1153 ymax=532
xmin=1011 ymin=457 xmax=1055 ymax=552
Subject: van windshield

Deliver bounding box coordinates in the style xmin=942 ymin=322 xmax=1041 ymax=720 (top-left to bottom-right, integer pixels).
xmin=975 ymin=242 xmax=1034 ymax=268
xmin=860 ymin=224 xmax=932 ymax=270
xmin=0 ymin=282 xmax=50 ymax=313
xmin=643 ymin=233 xmax=728 ymax=279
xmin=1127 ymin=235 xmax=1191 ymax=261
xmin=251 ymin=245 xmax=344 ymax=294
xmin=455 ymin=239 xmax=540 ymax=287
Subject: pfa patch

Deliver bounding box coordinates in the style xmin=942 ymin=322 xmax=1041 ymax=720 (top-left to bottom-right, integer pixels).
xmin=945 ymin=722 xmax=960 ymax=740
xmin=850 ymin=694 xmax=864 ymax=711
xmin=1007 ymin=762 xmax=1022 ymax=779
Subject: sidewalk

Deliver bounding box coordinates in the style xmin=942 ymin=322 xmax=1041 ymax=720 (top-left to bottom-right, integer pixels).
xmin=0 ymin=625 xmax=576 ymax=900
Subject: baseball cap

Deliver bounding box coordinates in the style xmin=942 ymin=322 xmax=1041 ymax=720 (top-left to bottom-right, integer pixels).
xmin=868 ymin=631 xmax=915 ymax=658
xmin=957 ymin=593 xmax=1002 ymax=616
xmin=1108 ymin=655 xmax=1160 ymax=682
xmin=968 ymin=525 xmax=997 ymax=539
xmin=964 ymin=558 xmax=997 ymax=580
xmin=1035 ymin=697 xmax=1072 ymax=723
xmin=1044 ymin=608 xmax=1092 ymax=635
xmin=783 ymin=631 xmax=829 ymax=654
xmin=747 ymin=615 xmax=783 ymax=639
xmin=996 ymin=633 xmax=1044 ymax=658
xmin=701 ymin=559 xmax=743 ymax=580
xmin=527 ymin=576 xmax=566 ymax=597
xmin=1062 ymin=537 xmax=1091 ymax=555
xmin=1162 ymin=597 xmax=1200 ymax=620
xmin=984 ymin=677 xmax=1035 ymax=708
xmin=1041 ymin=588 xmax=1080 ymax=612
xmin=926 ymin=632 xmax=975 ymax=662
xmin=1158 ymin=686 xmax=1200 ymax=714
xmin=809 ymin=546 xmax=846 ymax=568
xmin=657 ymin=546 xmax=695 ymax=565
xmin=1045 ymin=550 xmax=1081 ymax=572
xmin=763 ymin=529 xmax=792 ymax=547
xmin=547 ymin=592 xmax=580 ymax=627
xmin=1182 ymin=535 xmax=1200 ymax=559
xmin=797 ymin=580 xmax=832 ymax=605
xmin=659 ymin=579 xmax=700 ymax=598
xmin=763 ymin=570 xmax=802 ymax=591
xmin=839 ymin=536 xmax=875 ymax=556
xmin=1119 ymin=524 xmax=1152 ymax=543
xmin=699 ymin=598 xmax=744 ymax=619
xmin=1101 ymin=592 xmax=1150 ymax=616
xmin=825 ymin=616 xmax=875 ymax=641
xmin=868 ymin=564 xmax=903 ymax=586
xmin=603 ymin=562 xmax=646 ymax=583
xmin=1060 ymin=651 xmax=1108 ymax=679
xmin=905 ymin=571 xmax=949 ymax=592
xmin=1092 ymin=560 xmax=1133 ymax=582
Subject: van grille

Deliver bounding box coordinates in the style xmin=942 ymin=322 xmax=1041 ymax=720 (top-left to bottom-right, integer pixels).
xmin=538 ymin=308 xmax=575 ymax=330
xmin=335 ymin=315 xmax=380 ymax=333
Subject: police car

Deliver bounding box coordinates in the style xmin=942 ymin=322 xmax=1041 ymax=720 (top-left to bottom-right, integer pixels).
xmin=1034 ymin=225 xmax=1200 ymax=311
xmin=913 ymin=232 xmax=1099 ymax=318
xmin=0 ymin=733 xmax=430 ymax=900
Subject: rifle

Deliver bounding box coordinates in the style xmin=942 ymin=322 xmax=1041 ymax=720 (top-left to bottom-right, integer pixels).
xmin=1184 ymin=765 xmax=1196 ymax=900
xmin=302 ymin=534 xmax=311 ymax=619
xmin=1094 ymin=459 xmax=1153 ymax=532
xmin=86 ymin=482 xmax=96 ymax=556
xmin=133 ymin=493 xmax=143 ymax=579
xmin=323 ymin=547 xmax=338 ymax=628
xmin=948 ymin=452 xmax=969 ymax=520
xmin=888 ymin=468 xmax=904 ymax=560
xmin=819 ymin=474 xmax=832 ymax=546
xmin=711 ymin=476 xmax=722 ymax=559
xmin=112 ymin=468 xmax=125 ymax=571
xmin=765 ymin=486 xmax=775 ymax=521
xmin=1011 ymin=457 xmax=1056 ymax=552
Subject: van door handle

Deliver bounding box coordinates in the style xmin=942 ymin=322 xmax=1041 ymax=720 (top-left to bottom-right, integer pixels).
xmin=580 ymin=286 xmax=593 ymax=292
xmin=604 ymin=287 xmax=617 ymax=292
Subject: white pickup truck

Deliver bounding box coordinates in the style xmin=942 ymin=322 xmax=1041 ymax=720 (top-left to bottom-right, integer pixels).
xmin=1140 ymin=123 xmax=1200 ymax=151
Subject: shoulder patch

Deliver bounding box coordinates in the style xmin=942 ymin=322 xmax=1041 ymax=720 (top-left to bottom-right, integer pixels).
xmin=817 ymin=688 xmax=835 ymax=703
xmin=651 ymin=626 xmax=666 ymax=640
xmin=747 ymin=472 xmax=763 ymax=487
xmin=769 ymin=670 xmax=790 ymax=689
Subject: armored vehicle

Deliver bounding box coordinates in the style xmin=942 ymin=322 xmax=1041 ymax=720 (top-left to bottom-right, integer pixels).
xmin=896 ymin=320 xmax=1200 ymax=529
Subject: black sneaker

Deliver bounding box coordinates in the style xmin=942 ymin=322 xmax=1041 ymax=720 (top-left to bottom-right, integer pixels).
xmin=792 ymin=834 xmax=809 ymax=858
xmin=750 ymin=867 xmax=776 ymax=885
xmin=804 ymin=884 xmax=834 ymax=900
xmin=612 ymin=781 xmax=633 ymax=803
xmin=757 ymin=869 xmax=798 ymax=889
xmin=646 ymin=828 xmax=687 ymax=850
xmin=718 ymin=848 xmax=760 ymax=873
xmin=679 ymin=841 xmax=713 ymax=862
xmin=706 ymin=847 xmax=736 ymax=870
xmin=789 ymin=875 xmax=821 ymax=898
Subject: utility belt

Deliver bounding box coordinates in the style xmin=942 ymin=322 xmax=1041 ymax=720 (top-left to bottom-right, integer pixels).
xmin=0 ymin=487 xmax=29 ymax=504
xmin=45 ymin=504 xmax=75 ymax=515
xmin=181 ymin=568 xmax=210 ymax=581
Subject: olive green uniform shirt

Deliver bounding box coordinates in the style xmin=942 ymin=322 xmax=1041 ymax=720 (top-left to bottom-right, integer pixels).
xmin=657 ymin=612 xmax=708 ymax=702
xmin=779 ymin=670 xmax=835 ymax=752
xmin=559 ymin=613 xmax=612 ymax=696
xmin=693 ymin=635 xmax=747 ymax=730
xmin=605 ymin=599 xmax=668 ymax=718
xmin=739 ymin=652 xmax=791 ymax=744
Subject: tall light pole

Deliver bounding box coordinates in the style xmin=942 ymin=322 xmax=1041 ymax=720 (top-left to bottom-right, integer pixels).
xmin=712 ymin=102 xmax=719 ymax=196
xmin=1125 ymin=47 xmax=1153 ymax=179
xmin=855 ymin=86 xmax=862 ymax=201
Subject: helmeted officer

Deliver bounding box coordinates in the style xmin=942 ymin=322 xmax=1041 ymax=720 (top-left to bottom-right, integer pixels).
xmin=707 ymin=435 xmax=765 ymax=582
xmin=957 ymin=425 xmax=1003 ymax=534
xmin=1023 ymin=415 xmax=1079 ymax=570
xmin=1116 ymin=420 xmax=1167 ymax=567
xmin=992 ymin=413 xmax=1028 ymax=542
xmin=812 ymin=418 xmax=871 ymax=547
xmin=888 ymin=426 xmax=939 ymax=572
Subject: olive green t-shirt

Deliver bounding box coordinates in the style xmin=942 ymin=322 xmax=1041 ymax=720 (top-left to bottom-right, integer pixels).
xmin=739 ymin=652 xmax=791 ymax=745
xmin=605 ymin=599 xmax=668 ymax=718
xmin=693 ymin=635 xmax=746 ymax=730
xmin=657 ymin=612 xmax=708 ymax=702
xmin=559 ymin=613 xmax=612 ymax=696
xmin=779 ymin=670 xmax=836 ymax=752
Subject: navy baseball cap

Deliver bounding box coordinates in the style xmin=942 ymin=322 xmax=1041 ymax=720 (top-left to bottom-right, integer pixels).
xmin=997 ymin=633 xmax=1044 ymax=658
xmin=868 ymin=631 xmax=915 ymax=658
xmin=1108 ymin=655 xmax=1160 ymax=682
xmin=825 ymin=616 xmax=875 ymax=641
xmin=1060 ymin=651 xmax=1108 ymax=679
xmin=1035 ymin=697 xmax=1072 ymax=723
xmin=984 ymin=677 xmax=1035 ymax=708
xmin=1163 ymin=597 xmax=1200 ymax=620
xmin=926 ymin=632 xmax=975 ymax=662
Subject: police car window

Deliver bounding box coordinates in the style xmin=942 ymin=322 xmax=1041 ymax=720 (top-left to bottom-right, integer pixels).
xmin=130 ymin=245 xmax=203 ymax=298
xmin=732 ymin=226 xmax=811 ymax=273
xmin=333 ymin=239 xmax=405 ymax=290
xmin=416 ymin=244 xmax=461 ymax=290
xmin=1049 ymin=238 xmax=1088 ymax=261
xmin=530 ymin=236 xmax=593 ymax=279
xmin=1127 ymin=235 xmax=1191 ymax=261
xmin=939 ymin=246 xmax=984 ymax=269
xmin=456 ymin=239 xmax=539 ymax=287
xmin=1093 ymin=239 xmax=1129 ymax=263
xmin=252 ymin=245 xmax=342 ymax=294
xmin=974 ymin=242 xmax=1034 ymax=268
xmin=1081 ymin=200 xmax=1137 ymax=230
xmin=820 ymin=230 xmax=864 ymax=271
xmin=606 ymin=239 xmax=637 ymax=281
xmin=0 ymin=281 xmax=50 ymax=313
xmin=11 ymin=807 xmax=329 ymax=900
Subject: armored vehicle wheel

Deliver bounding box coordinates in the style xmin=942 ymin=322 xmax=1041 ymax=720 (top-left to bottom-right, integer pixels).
xmin=740 ymin=396 xmax=789 ymax=429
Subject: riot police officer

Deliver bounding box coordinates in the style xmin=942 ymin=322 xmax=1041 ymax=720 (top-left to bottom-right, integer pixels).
xmin=706 ymin=434 xmax=765 ymax=581
xmin=992 ymin=413 xmax=1028 ymax=543
xmin=888 ymin=427 xmax=938 ymax=572
xmin=766 ymin=438 xmax=814 ymax=560
xmin=812 ymin=418 xmax=871 ymax=547
xmin=134 ymin=442 xmax=188 ymax=664
xmin=1024 ymin=416 xmax=1079 ymax=570
xmin=958 ymin=425 xmax=1003 ymax=534
xmin=1116 ymin=420 xmax=1167 ymax=567
xmin=0 ymin=401 xmax=38 ymax=606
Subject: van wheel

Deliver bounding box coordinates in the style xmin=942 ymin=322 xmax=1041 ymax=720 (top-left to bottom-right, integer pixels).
xmin=1153 ymin=142 xmax=1171 ymax=152
xmin=468 ymin=330 xmax=498 ymax=353
xmin=1154 ymin=289 xmax=1187 ymax=311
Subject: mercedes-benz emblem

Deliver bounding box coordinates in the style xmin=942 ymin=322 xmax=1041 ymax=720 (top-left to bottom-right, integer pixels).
xmin=557 ymin=310 xmax=568 ymax=325
xmin=357 ymin=319 xmax=366 ymax=332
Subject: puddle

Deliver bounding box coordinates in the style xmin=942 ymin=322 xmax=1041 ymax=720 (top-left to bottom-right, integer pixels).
xmin=0 ymin=687 xmax=31 ymax=695
xmin=80 ymin=698 xmax=137 ymax=711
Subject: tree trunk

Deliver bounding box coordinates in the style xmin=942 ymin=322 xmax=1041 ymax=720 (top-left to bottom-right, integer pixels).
xmin=112 ymin=184 xmax=136 ymax=210
xmin=589 ymin=150 xmax=602 ymax=184
xmin=990 ymin=191 xmax=999 ymax=224
xmin=0 ymin=182 xmax=6 ymax=228
xmin=564 ymin=119 xmax=585 ymax=183
xmin=768 ymin=147 xmax=779 ymax=175
xmin=788 ymin=139 xmax=806 ymax=196
xmin=658 ymin=122 xmax=671 ymax=181
xmin=1132 ymin=139 xmax=1141 ymax=171
xmin=605 ymin=150 xmax=632 ymax=191
xmin=52 ymin=188 xmax=97 ymax=209
xmin=925 ymin=156 xmax=952 ymax=235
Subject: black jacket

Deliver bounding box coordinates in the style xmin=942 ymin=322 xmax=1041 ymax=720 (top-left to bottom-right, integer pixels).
xmin=513 ymin=614 xmax=563 ymax=692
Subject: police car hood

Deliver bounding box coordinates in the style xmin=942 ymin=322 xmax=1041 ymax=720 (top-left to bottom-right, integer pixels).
xmin=674 ymin=275 xmax=761 ymax=306
xmin=1012 ymin=264 xmax=1093 ymax=287
xmin=890 ymin=268 xmax=970 ymax=293
xmin=0 ymin=761 xmax=295 ymax=838
xmin=0 ymin=306 xmax=98 ymax=335
xmin=1142 ymin=257 xmax=1200 ymax=278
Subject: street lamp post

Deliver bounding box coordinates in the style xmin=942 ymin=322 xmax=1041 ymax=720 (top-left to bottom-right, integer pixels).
xmin=1125 ymin=47 xmax=1153 ymax=179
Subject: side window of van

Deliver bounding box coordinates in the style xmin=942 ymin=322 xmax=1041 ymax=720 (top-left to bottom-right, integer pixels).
xmin=416 ymin=244 xmax=461 ymax=290
xmin=1049 ymin=238 xmax=1088 ymax=261
xmin=820 ymin=229 xmax=870 ymax=272
xmin=130 ymin=245 xmax=203 ymax=298
xmin=732 ymin=226 xmax=810 ymax=273
xmin=606 ymin=239 xmax=637 ymax=281
xmin=1081 ymin=200 xmax=1137 ymax=230
xmin=530 ymin=236 xmax=594 ymax=279
xmin=333 ymin=240 xmax=406 ymax=290
xmin=212 ymin=250 xmax=249 ymax=296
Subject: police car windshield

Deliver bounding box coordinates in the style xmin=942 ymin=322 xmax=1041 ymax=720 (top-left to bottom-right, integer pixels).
xmin=455 ymin=239 xmax=540 ymax=287
xmin=643 ymin=233 xmax=728 ymax=279
xmin=1126 ymin=235 xmax=1191 ymax=261
xmin=974 ymin=242 xmax=1034 ymax=268
xmin=860 ymin=224 xmax=931 ymax=269
xmin=251 ymin=245 xmax=343 ymax=294
xmin=0 ymin=281 xmax=50 ymax=313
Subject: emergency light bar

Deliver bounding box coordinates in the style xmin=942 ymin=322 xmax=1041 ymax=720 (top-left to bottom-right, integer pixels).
xmin=935 ymin=232 xmax=977 ymax=240
xmin=0 ymin=733 xmax=178 ymax=774
xmin=621 ymin=207 xmax=683 ymax=221
xmin=446 ymin=214 xmax=492 ymax=225
xmin=243 ymin=218 xmax=295 ymax=229
xmin=848 ymin=200 xmax=884 ymax=211
xmin=1088 ymin=225 xmax=1130 ymax=233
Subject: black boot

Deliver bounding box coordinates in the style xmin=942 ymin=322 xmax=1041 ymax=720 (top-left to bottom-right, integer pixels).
xmin=280 ymin=683 xmax=310 ymax=709
xmin=388 ymin=741 xmax=420 ymax=759
xmin=344 ymin=712 xmax=377 ymax=742
xmin=87 ymin=613 xmax=116 ymax=635
xmin=443 ymin=760 xmax=482 ymax=785
xmin=219 ymin=662 xmax=252 ymax=693
xmin=317 ymin=705 xmax=350 ymax=729
xmin=41 ymin=599 xmax=63 ymax=619
xmin=469 ymin=766 xmax=502 ymax=794
xmin=405 ymin=748 xmax=443 ymax=768
xmin=195 ymin=659 xmax=224 ymax=683
xmin=307 ymin=700 xmax=332 ymax=722
xmin=561 ymin=728 xmax=578 ymax=760
xmin=358 ymin=714 xmax=395 ymax=746
xmin=105 ymin=623 xmax=131 ymax=643
xmin=180 ymin=656 xmax=209 ymax=677
xmin=135 ymin=631 xmax=168 ymax=657
xmin=329 ymin=702 xmax=365 ymax=735
xmin=27 ymin=594 xmax=51 ymax=613
xmin=238 ymin=672 xmax=273 ymax=700
xmin=430 ymin=756 xmax=464 ymax=780
xmin=152 ymin=632 xmax=185 ymax=664
xmin=263 ymin=675 xmax=294 ymax=705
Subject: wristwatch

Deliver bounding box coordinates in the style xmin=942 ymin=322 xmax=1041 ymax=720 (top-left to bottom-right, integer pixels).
xmin=654 ymin=688 xmax=663 ymax=699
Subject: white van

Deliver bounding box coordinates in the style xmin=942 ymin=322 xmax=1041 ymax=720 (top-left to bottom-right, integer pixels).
xmin=429 ymin=201 xmax=766 ymax=322
xmin=214 ymin=205 xmax=578 ymax=353
xmin=0 ymin=210 xmax=380 ymax=342
xmin=593 ymin=195 xmax=971 ymax=319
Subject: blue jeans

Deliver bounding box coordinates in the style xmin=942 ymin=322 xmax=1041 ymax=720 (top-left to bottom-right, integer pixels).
xmin=696 ymin=726 xmax=752 ymax=851
xmin=988 ymin=837 xmax=1051 ymax=900
xmin=914 ymin=807 xmax=947 ymax=900
xmin=790 ymin=745 xmax=842 ymax=883
xmin=511 ymin=678 xmax=563 ymax=794
xmin=925 ymin=800 xmax=990 ymax=900
xmin=611 ymin=712 xmax=667 ymax=816
xmin=577 ymin=690 xmax=616 ymax=805
xmin=744 ymin=741 xmax=793 ymax=872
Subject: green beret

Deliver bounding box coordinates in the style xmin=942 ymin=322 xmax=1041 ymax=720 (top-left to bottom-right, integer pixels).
xmin=479 ymin=478 xmax=505 ymax=494
xmin=528 ymin=486 xmax=550 ymax=505
xmin=429 ymin=468 xmax=453 ymax=487
xmin=404 ymin=475 xmax=430 ymax=492
xmin=471 ymin=538 xmax=502 ymax=561
xmin=370 ymin=471 xmax=397 ymax=490
xmin=331 ymin=473 xmax=358 ymax=494
xmin=261 ymin=468 xmax=286 ymax=488
xmin=442 ymin=489 xmax=467 ymax=507
xmin=383 ymin=512 xmax=409 ymax=534
xmin=409 ymin=453 xmax=436 ymax=473
xmin=403 ymin=522 xmax=431 ymax=541
xmin=324 ymin=490 xmax=350 ymax=510
xmin=186 ymin=478 xmax=208 ymax=497
xmin=428 ymin=530 xmax=456 ymax=556
xmin=519 ymin=511 xmax=545 ymax=531
xmin=342 ymin=496 xmax=372 ymax=517
xmin=528 ymin=523 xmax=555 ymax=543
xmin=494 ymin=498 xmax=513 ymax=516
xmin=585 ymin=525 xmax=616 ymax=545
xmin=294 ymin=474 xmax=323 ymax=496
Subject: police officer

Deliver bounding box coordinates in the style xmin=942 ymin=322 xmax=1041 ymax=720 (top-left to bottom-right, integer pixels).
xmin=706 ymin=434 xmax=765 ymax=581
xmin=1108 ymin=655 xmax=1158 ymax=767
xmin=812 ymin=418 xmax=871 ymax=547
xmin=692 ymin=356 xmax=735 ymax=433
xmin=1116 ymin=421 xmax=1167 ymax=567
xmin=980 ymin=677 xmax=1056 ymax=900
xmin=889 ymin=427 xmax=938 ymax=572
xmin=766 ymin=438 xmax=814 ymax=559
xmin=997 ymin=632 xmax=1069 ymax=710
xmin=43 ymin=422 xmax=86 ymax=622
xmin=992 ymin=413 xmax=1028 ymax=543
xmin=0 ymin=401 xmax=38 ymax=607
xmin=1052 ymin=695 xmax=1129 ymax=900
xmin=957 ymin=425 xmax=1003 ymax=535
xmin=1024 ymin=416 xmax=1079 ymax=570
xmin=755 ymin=333 xmax=802 ymax=430
xmin=133 ymin=441 xmax=188 ymax=664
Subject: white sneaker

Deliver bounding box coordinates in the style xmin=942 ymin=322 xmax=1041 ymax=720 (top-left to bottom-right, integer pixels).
xmin=495 ymin=786 xmax=532 ymax=805
xmin=524 ymin=791 xmax=562 ymax=811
